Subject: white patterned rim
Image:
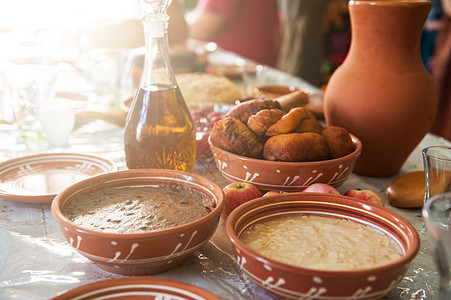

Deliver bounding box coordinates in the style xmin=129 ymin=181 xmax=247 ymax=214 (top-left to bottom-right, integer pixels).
xmin=50 ymin=277 xmax=220 ymax=300
xmin=0 ymin=153 xmax=117 ymax=203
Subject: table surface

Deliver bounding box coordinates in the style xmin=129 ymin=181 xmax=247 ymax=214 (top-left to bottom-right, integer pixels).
xmin=0 ymin=58 xmax=450 ymax=300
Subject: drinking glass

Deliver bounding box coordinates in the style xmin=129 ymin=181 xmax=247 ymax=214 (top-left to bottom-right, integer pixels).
xmin=88 ymin=48 xmax=127 ymax=106
xmin=240 ymin=61 xmax=267 ymax=99
xmin=422 ymin=192 xmax=451 ymax=299
xmin=3 ymin=58 xmax=58 ymax=132
xmin=119 ymin=46 xmax=144 ymax=103
xmin=423 ymin=146 xmax=451 ymax=204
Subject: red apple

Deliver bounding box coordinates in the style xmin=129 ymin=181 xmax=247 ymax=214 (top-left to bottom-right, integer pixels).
xmin=303 ymin=183 xmax=340 ymax=195
xmin=262 ymin=190 xmax=286 ymax=197
xmin=344 ymin=188 xmax=385 ymax=207
xmin=222 ymin=182 xmax=262 ymax=220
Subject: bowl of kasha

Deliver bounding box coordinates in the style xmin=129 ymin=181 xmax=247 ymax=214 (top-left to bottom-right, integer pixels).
xmin=208 ymin=99 xmax=362 ymax=191
xmin=226 ymin=192 xmax=420 ymax=300
xmin=51 ymin=169 xmax=224 ymax=276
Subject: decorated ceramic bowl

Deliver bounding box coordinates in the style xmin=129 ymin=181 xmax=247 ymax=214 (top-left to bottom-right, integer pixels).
xmin=225 ymin=192 xmax=420 ymax=300
xmin=208 ymin=134 xmax=362 ymax=191
xmin=51 ymin=277 xmax=221 ymax=300
xmin=51 ymin=169 xmax=224 ymax=276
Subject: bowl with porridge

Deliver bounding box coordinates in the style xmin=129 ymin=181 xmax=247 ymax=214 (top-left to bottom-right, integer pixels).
xmin=225 ymin=192 xmax=419 ymax=300
xmin=51 ymin=169 xmax=224 ymax=276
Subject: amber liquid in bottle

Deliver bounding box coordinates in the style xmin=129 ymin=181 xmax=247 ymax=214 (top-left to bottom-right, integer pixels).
xmin=124 ymin=84 xmax=196 ymax=172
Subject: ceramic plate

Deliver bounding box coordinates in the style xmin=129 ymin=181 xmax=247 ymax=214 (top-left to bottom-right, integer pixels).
xmin=50 ymin=277 xmax=221 ymax=300
xmin=55 ymin=91 xmax=92 ymax=110
xmin=0 ymin=153 xmax=117 ymax=203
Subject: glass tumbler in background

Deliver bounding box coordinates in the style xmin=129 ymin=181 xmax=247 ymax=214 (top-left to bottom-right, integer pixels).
xmin=87 ymin=48 xmax=127 ymax=107
xmin=422 ymin=192 xmax=451 ymax=300
xmin=239 ymin=60 xmax=267 ymax=99
xmin=3 ymin=58 xmax=58 ymax=132
xmin=423 ymin=146 xmax=451 ymax=204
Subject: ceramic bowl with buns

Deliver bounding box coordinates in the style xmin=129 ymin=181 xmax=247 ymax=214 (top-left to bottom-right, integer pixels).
xmin=208 ymin=98 xmax=361 ymax=191
xmin=225 ymin=192 xmax=420 ymax=299
xmin=208 ymin=133 xmax=362 ymax=192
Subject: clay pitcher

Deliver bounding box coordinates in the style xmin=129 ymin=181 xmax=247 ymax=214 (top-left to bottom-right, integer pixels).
xmin=324 ymin=0 xmax=437 ymax=177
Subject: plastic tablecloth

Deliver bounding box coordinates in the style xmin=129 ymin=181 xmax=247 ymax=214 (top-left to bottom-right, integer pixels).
xmin=0 ymin=60 xmax=450 ymax=299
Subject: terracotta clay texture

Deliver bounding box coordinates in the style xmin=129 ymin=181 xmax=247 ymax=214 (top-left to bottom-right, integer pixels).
xmin=208 ymin=134 xmax=362 ymax=192
xmin=51 ymin=169 xmax=224 ymax=276
xmin=254 ymin=85 xmax=301 ymax=99
xmin=226 ymin=192 xmax=420 ymax=300
xmin=50 ymin=277 xmax=221 ymax=300
xmin=324 ymin=1 xmax=437 ymax=177
xmin=0 ymin=153 xmax=117 ymax=204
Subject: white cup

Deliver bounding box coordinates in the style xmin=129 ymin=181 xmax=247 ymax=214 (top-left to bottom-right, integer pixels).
xmin=37 ymin=98 xmax=75 ymax=148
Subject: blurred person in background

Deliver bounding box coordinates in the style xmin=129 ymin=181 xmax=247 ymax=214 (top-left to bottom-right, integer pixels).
xmin=421 ymin=0 xmax=442 ymax=72
xmin=277 ymin=0 xmax=328 ymax=87
xmin=320 ymin=0 xmax=351 ymax=89
xmin=429 ymin=0 xmax=451 ymax=141
xmin=276 ymin=0 xmax=351 ymax=88
xmin=90 ymin=0 xmax=188 ymax=49
xmin=167 ymin=0 xmax=189 ymax=47
xmin=186 ymin=0 xmax=280 ymax=67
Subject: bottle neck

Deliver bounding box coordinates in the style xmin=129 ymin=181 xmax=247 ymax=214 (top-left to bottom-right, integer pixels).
xmin=140 ymin=14 xmax=177 ymax=89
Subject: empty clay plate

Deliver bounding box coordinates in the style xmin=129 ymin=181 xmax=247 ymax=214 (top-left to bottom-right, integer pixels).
xmin=50 ymin=277 xmax=220 ymax=300
xmin=0 ymin=153 xmax=117 ymax=203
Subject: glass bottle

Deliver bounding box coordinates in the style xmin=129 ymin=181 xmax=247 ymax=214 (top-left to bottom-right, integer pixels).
xmin=124 ymin=0 xmax=196 ymax=172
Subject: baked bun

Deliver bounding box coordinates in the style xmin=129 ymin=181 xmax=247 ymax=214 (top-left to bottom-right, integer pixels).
xmin=321 ymin=126 xmax=355 ymax=159
xmin=210 ymin=116 xmax=264 ymax=158
xmin=263 ymin=132 xmax=330 ymax=162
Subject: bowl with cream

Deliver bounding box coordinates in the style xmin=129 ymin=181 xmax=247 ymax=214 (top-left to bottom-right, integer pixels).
xmin=225 ymin=192 xmax=419 ymax=300
xmin=51 ymin=169 xmax=224 ymax=275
